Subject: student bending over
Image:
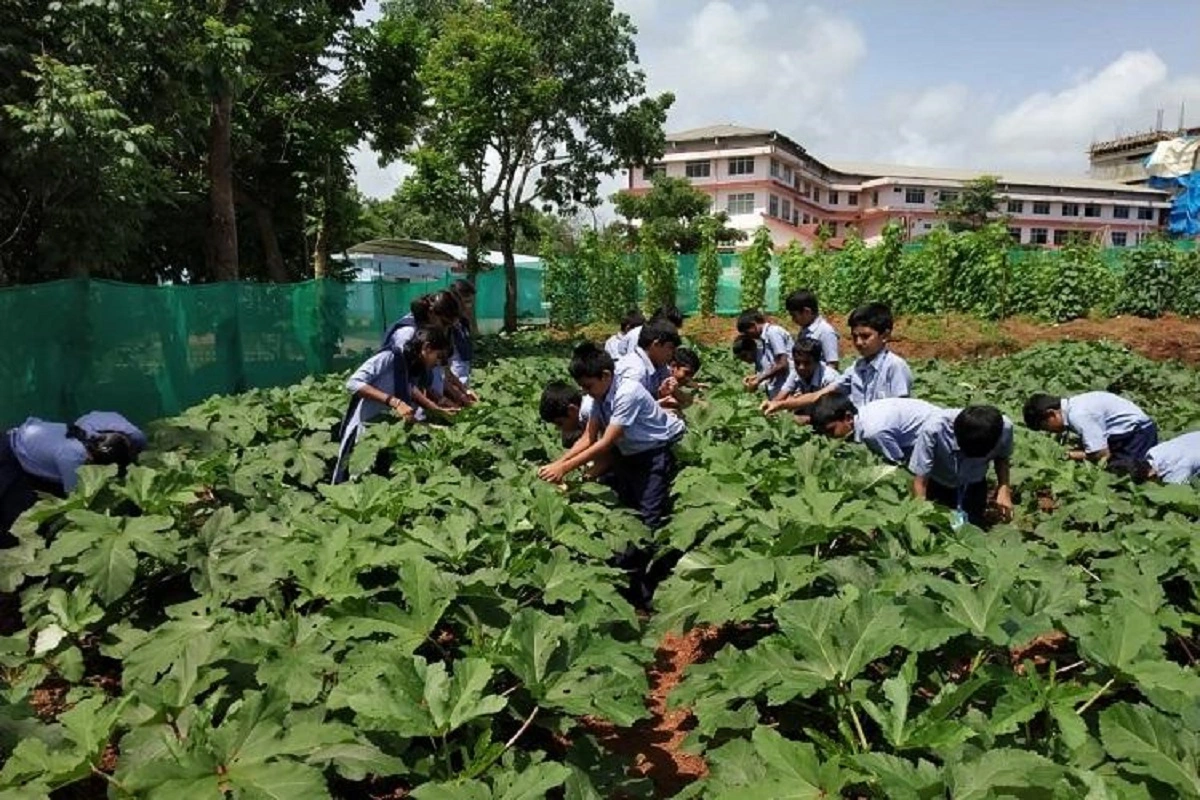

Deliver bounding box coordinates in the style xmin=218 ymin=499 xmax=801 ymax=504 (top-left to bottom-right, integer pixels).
xmin=762 ymin=338 xmax=841 ymax=423
xmin=810 ymin=395 xmax=941 ymax=465
xmin=735 ymin=309 xmax=794 ymax=399
xmin=1023 ymin=391 xmax=1157 ymax=464
xmin=910 ymin=405 xmax=1014 ymax=527
xmin=539 ymin=381 xmax=594 ymax=450
xmin=605 ymin=309 xmax=645 ymax=360
xmin=1107 ymin=430 xmax=1200 ymax=485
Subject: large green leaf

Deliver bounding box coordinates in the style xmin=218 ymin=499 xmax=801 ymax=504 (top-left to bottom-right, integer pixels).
xmin=1100 ymin=702 xmax=1200 ymax=796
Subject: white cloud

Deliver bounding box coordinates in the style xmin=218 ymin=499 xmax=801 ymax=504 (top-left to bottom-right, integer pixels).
xmin=350 ymin=142 xmax=411 ymax=199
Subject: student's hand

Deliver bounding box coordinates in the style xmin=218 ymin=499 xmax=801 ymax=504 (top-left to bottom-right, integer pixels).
xmin=994 ymin=486 xmax=1014 ymax=520
xmin=465 ymin=390 xmax=480 ymax=403
xmin=389 ymin=398 xmax=416 ymax=423
xmin=742 ymin=375 xmax=756 ymax=390
xmin=659 ymin=377 xmax=679 ymax=398
xmin=761 ymin=399 xmax=780 ymax=415
xmin=1067 ymin=449 xmax=1088 ymax=461
xmin=537 ymin=462 xmax=568 ymax=483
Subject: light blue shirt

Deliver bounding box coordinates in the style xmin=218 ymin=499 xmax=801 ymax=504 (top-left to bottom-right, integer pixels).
xmin=9 ymin=412 xmax=145 ymax=491
xmin=1147 ymin=431 xmax=1200 ymax=484
xmin=853 ymin=398 xmax=941 ymax=464
xmin=800 ymin=315 xmax=840 ymax=365
xmin=1062 ymin=392 xmax=1153 ymax=454
xmin=346 ymin=350 xmax=412 ymax=423
xmin=385 ymin=322 xmax=417 ymax=353
xmin=618 ymin=326 xmax=642 ymax=357
xmin=615 ymin=347 xmax=670 ymax=397
xmin=779 ymin=362 xmax=840 ymax=398
xmin=604 ymin=333 xmax=625 ymax=360
xmin=755 ymin=323 xmax=794 ymax=399
xmin=837 ymin=349 xmax=913 ymax=407
xmin=579 ymin=395 xmax=593 ymax=426
xmin=909 ymin=409 xmax=1014 ymax=488
xmin=592 ymin=378 xmax=686 ymax=456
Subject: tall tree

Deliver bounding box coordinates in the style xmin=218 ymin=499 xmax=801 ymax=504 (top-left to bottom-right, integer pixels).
xmin=938 ymin=175 xmax=1004 ymax=233
xmin=612 ymin=174 xmax=744 ymax=253
xmin=393 ymin=0 xmax=673 ymax=330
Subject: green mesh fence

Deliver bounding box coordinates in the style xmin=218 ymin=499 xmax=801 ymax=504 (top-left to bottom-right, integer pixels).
xmin=0 ymin=267 xmax=546 ymax=428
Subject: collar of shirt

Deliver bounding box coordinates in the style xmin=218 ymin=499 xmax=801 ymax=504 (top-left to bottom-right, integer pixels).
xmin=1060 ymin=397 xmax=1073 ymax=429
xmin=856 ymin=348 xmax=889 ymax=379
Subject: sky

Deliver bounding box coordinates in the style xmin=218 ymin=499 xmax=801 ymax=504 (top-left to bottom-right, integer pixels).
xmin=349 ymin=0 xmax=1200 ymax=203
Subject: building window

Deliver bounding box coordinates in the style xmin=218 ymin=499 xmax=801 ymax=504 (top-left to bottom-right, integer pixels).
xmin=872 ymin=191 xmax=879 ymax=206
xmin=769 ymin=159 xmax=781 ymax=178
xmin=1053 ymin=229 xmax=1070 ymax=246
xmin=1062 ymin=203 xmax=1080 ymax=217
xmin=940 ymin=191 xmax=959 ymax=203
xmin=813 ymin=188 xmax=822 ymax=203
xmin=905 ymin=188 xmax=926 ymax=204
xmin=1007 ymin=200 xmax=1024 ymax=214
xmin=802 ymin=213 xmax=810 ymax=224
xmin=828 ymin=191 xmax=839 ymax=205
xmin=685 ymin=160 xmax=711 ymax=179
xmin=923 ymin=222 xmax=933 ymax=230
xmin=792 ymin=209 xmax=800 ymax=226
xmin=781 ymin=199 xmax=792 ymax=221
xmin=829 ymin=222 xmax=838 ymax=236
xmin=1137 ymin=206 xmax=1155 ymax=220
xmin=768 ymin=194 xmax=780 ymax=217
xmin=642 ymin=163 xmax=665 ymax=181
xmin=728 ymin=156 xmax=754 ymax=176
xmin=727 ymin=192 xmax=755 ymax=215
xmin=1111 ymin=231 xmax=1128 ymax=247
xmin=1033 ymin=201 xmax=1051 ymax=215
xmin=782 ymin=164 xmax=793 ymax=183
xmin=1030 ymin=228 xmax=1048 ymax=245
xmin=1112 ymin=205 xmax=1130 ymax=219
xmin=1084 ymin=204 xmax=1101 ymax=218
xmin=1008 ymin=227 xmax=1022 ymax=242
xmin=848 ymin=192 xmax=859 ymax=205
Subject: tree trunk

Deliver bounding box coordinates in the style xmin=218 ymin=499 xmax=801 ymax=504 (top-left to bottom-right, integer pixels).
xmin=236 ymin=189 xmax=288 ymax=282
xmin=501 ymin=214 xmax=518 ymax=332
xmin=313 ymin=214 xmax=330 ymax=279
xmin=207 ymin=91 xmax=239 ymax=282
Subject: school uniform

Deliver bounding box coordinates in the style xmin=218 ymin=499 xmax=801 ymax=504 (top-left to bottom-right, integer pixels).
xmin=778 ymin=363 xmax=841 ymax=416
xmin=800 ymin=315 xmax=840 ymax=365
xmin=615 ymin=346 xmax=670 ymax=398
xmin=1062 ymin=391 xmax=1157 ymax=461
xmin=333 ymin=350 xmax=425 ymax=484
xmin=836 ymin=349 xmax=913 ymax=407
xmin=1146 ymin=431 xmax=1200 ymax=484
xmin=381 ymin=313 xmax=417 ymax=352
xmin=854 ymin=398 xmax=942 ymax=465
xmin=909 ymin=409 xmax=1014 ymax=525
xmin=560 ymin=396 xmax=594 ymax=449
xmin=604 ymin=333 xmax=625 ymax=361
xmin=449 ymin=318 xmax=473 ymax=386
xmin=617 ymin=325 xmax=642 ymax=358
xmin=754 ymin=323 xmax=795 ymax=399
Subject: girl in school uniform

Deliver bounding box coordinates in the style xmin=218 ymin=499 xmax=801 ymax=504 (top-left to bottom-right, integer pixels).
xmin=382 ymin=292 xmax=475 ymax=409
xmin=332 ymin=326 xmax=452 ymax=484
xmin=2 ymin=412 xmax=146 ymax=541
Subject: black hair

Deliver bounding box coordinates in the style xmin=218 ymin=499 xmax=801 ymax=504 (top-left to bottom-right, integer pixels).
xmin=810 ymin=394 xmax=857 ymax=431
xmin=620 ymin=309 xmax=646 ymax=333
xmin=67 ymin=425 xmax=138 ymax=468
xmin=1022 ymin=393 xmax=1061 ymax=430
xmin=672 ymin=347 xmax=701 ymax=375
xmin=736 ymin=309 xmax=766 ymax=334
xmin=450 ymin=279 xmax=476 ymax=299
xmin=650 ymin=305 xmax=685 ymax=328
xmin=402 ymin=325 xmax=452 ymax=374
xmin=539 ymin=380 xmax=582 ymax=423
xmin=1107 ymin=458 xmax=1153 ymax=483
xmin=785 ymin=290 xmax=819 ymax=315
xmin=637 ymin=319 xmax=681 ymax=349
xmin=954 ymin=405 xmax=1005 ymax=458
xmin=792 ymin=337 xmax=824 ymax=364
xmin=731 ymin=334 xmax=758 ymax=361
xmin=411 ymin=291 xmax=462 ymax=325
xmin=847 ymin=302 xmax=894 ymax=334
xmin=569 ymin=342 xmax=614 ymax=381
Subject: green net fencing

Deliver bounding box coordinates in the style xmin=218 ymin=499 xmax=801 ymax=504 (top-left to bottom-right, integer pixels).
xmin=0 ymin=267 xmax=547 ymax=428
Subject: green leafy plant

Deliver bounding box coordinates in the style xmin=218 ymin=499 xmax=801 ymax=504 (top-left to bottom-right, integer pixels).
xmin=739 ymin=226 xmax=774 ymax=311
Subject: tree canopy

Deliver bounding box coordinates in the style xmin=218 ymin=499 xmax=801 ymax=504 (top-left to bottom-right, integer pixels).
xmin=938 ymin=175 xmax=1005 ymax=233
xmin=612 ymin=174 xmax=745 ymax=253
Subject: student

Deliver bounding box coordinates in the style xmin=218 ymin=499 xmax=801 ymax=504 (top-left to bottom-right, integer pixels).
xmin=909 ymin=405 xmax=1014 ymax=527
xmin=615 ymin=319 xmax=680 ymax=400
xmin=1107 ymin=430 xmax=1200 ymax=485
xmin=333 ymin=326 xmax=451 ymax=484
xmin=618 ymin=306 xmax=685 ymax=357
xmin=2 ymin=412 xmax=146 ymax=539
xmin=606 ymin=310 xmax=645 ymax=360
xmin=785 ymin=289 xmax=840 ymax=367
xmin=670 ymin=347 xmax=701 ymax=386
xmin=383 ymin=292 xmax=474 ymax=408
xmin=764 ymin=302 xmax=911 ymax=413
xmin=810 ymin=394 xmax=941 ymax=465
xmin=1023 ymin=391 xmax=1157 ymax=464
xmin=736 ymin=309 xmax=794 ymax=399
xmin=448 ymin=280 xmax=478 ymax=389
xmin=539 ymin=381 xmax=593 ymax=449
xmin=762 ymin=338 xmax=841 ymax=423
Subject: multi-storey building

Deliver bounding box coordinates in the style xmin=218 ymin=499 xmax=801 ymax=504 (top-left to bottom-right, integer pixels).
xmin=625 ymin=124 xmax=1173 ymax=250
xmin=1089 ymin=126 xmax=1200 ymax=185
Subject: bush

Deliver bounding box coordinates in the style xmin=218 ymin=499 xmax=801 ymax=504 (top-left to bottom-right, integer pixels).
xmin=697 ymin=220 xmax=720 ymax=317
xmin=739 ymin=226 xmax=773 ymax=310
xmin=1116 ymin=235 xmax=1175 ymax=318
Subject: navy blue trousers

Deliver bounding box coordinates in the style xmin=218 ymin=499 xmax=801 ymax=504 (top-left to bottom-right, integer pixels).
xmin=1 ymin=434 xmax=62 ymax=546
xmin=927 ymin=479 xmax=989 ymax=527
xmin=1108 ymin=421 xmax=1158 ymax=465
xmin=601 ymin=445 xmax=679 ymax=608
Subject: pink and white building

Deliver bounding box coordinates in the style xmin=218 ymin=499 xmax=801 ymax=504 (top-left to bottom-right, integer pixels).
xmin=624 ymin=125 xmax=1173 ymax=250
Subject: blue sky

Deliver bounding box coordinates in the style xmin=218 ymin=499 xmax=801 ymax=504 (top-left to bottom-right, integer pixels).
xmin=351 ymin=0 xmax=1200 ymax=199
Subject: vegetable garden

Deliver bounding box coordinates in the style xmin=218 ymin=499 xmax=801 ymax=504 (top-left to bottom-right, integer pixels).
xmin=3 ymin=336 xmax=1200 ymax=798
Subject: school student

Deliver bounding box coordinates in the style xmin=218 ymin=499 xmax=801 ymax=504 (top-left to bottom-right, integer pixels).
xmin=1107 ymin=430 xmax=1200 ymax=485
xmin=763 ymin=302 xmax=911 ymax=414
xmin=618 ymin=306 xmax=685 ymax=358
xmin=539 ymin=381 xmax=593 ymax=449
xmin=3 ymin=412 xmax=146 ymax=540
xmin=615 ymin=319 xmax=680 ymax=401
xmin=785 ymin=289 xmax=840 ymax=367
xmin=761 ymin=338 xmax=840 ymax=423
xmin=606 ymin=310 xmax=645 ymax=360
xmin=810 ymin=394 xmax=941 ymax=465
xmin=448 ymin=279 xmax=478 ymax=389
xmin=735 ymin=309 xmax=794 ymax=399
xmin=383 ymin=292 xmax=474 ymax=409
xmin=909 ymin=405 xmax=1015 ymax=527
xmin=1023 ymin=391 xmax=1158 ymax=464
xmin=661 ymin=347 xmax=703 ymax=410
xmin=333 ymin=326 xmax=451 ymax=484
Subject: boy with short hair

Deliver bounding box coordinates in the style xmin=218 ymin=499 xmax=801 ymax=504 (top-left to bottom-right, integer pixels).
xmin=764 ymin=338 xmax=840 ymax=424
xmin=1023 ymin=391 xmax=1158 ymax=463
xmin=539 ymin=381 xmax=592 ymax=448
xmin=909 ymin=405 xmax=1015 ymax=527
xmin=736 ymin=309 xmax=794 ymax=399
xmin=618 ymin=305 xmax=684 ymax=357
xmin=1107 ymin=430 xmax=1200 ymax=485
xmin=785 ymin=289 xmax=839 ymax=367
xmin=810 ymin=394 xmax=941 ymax=465
xmin=662 ymin=347 xmax=702 ymax=411
xmin=606 ymin=309 xmax=645 ymax=360
xmin=763 ymin=302 xmax=911 ymax=415
xmin=615 ymin=319 xmax=680 ymax=399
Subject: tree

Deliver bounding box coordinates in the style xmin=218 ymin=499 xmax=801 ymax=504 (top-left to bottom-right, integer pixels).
xmin=938 ymin=175 xmax=1004 ymax=232
xmin=739 ymin=226 xmax=774 ymax=311
xmin=612 ymin=174 xmax=744 ymax=253
xmin=394 ymin=0 xmax=673 ymax=331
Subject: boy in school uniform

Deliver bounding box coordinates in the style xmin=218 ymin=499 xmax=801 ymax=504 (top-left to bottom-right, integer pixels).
xmin=1023 ymin=391 xmax=1158 ymax=464
xmin=735 ymin=309 xmax=794 ymax=399
xmin=660 ymin=347 xmax=703 ymax=411
xmin=810 ymin=394 xmax=942 ymax=465
xmin=614 ymin=319 xmax=680 ymax=400
xmin=785 ymin=289 xmax=840 ymax=367
xmin=909 ymin=405 xmax=1015 ymax=527
xmin=762 ymin=302 xmax=911 ymax=414
xmin=761 ymin=338 xmax=840 ymax=423
xmin=1108 ymin=430 xmax=1200 ymax=485
xmin=619 ymin=306 xmax=685 ymax=358
xmin=606 ymin=310 xmax=645 ymax=360
xmin=539 ymin=381 xmax=593 ymax=449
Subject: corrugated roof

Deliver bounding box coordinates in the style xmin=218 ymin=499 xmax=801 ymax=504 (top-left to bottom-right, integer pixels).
xmin=826 ymin=160 xmax=1168 ymax=195
xmin=666 ymin=124 xmax=773 ymax=141
xmin=346 ymin=238 xmax=540 ymax=267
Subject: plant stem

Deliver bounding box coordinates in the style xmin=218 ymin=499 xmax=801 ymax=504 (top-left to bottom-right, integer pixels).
xmin=91 ymin=764 xmax=130 ymax=796
xmin=1076 ymin=678 xmax=1115 ymax=716
xmin=848 ymin=703 xmax=869 ymax=751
